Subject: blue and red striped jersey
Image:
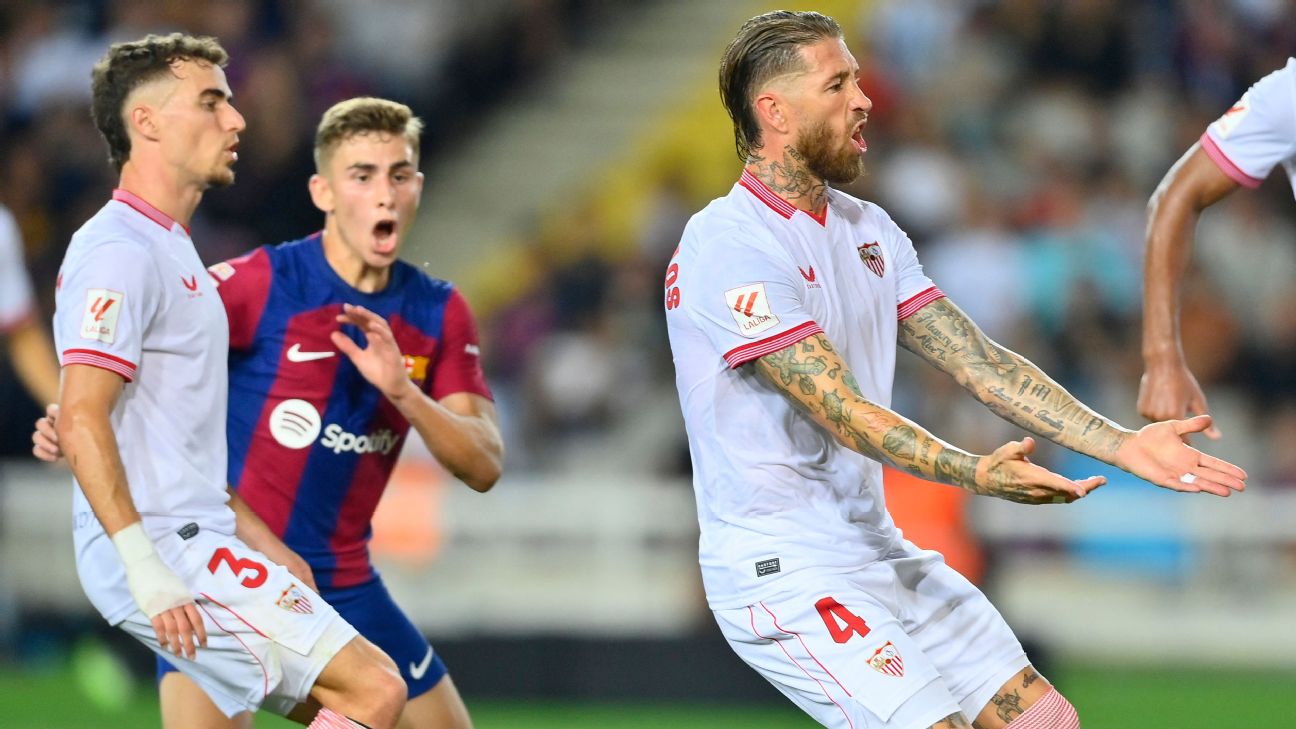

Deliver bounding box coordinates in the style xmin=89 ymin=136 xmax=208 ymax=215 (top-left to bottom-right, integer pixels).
xmin=209 ymin=233 xmax=491 ymax=588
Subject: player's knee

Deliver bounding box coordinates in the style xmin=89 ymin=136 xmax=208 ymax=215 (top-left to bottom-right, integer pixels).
xmin=360 ymin=658 xmax=407 ymax=723
xmin=1004 ymin=687 xmax=1079 ymax=728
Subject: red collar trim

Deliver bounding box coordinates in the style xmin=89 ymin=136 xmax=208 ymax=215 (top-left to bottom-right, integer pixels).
xmin=111 ymin=189 xmax=189 ymax=234
xmin=739 ymin=170 xmax=797 ymax=219
xmin=738 ymin=170 xmax=827 ymax=226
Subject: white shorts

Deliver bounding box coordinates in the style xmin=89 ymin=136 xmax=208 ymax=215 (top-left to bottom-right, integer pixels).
xmin=714 ymin=541 xmax=1028 ymax=729
xmin=116 ymin=526 xmax=359 ymax=717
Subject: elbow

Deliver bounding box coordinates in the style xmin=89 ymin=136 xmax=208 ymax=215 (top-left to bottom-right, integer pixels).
xmin=461 ymin=448 xmax=503 ymax=493
xmin=462 ymin=464 xmax=501 ymax=493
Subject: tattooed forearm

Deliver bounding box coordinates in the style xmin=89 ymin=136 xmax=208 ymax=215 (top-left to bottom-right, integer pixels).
xmin=755 ymin=333 xmax=983 ymax=490
xmin=883 ymin=425 xmax=917 ymax=460
xmin=1022 ymin=669 xmax=1040 ymax=688
xmin=900 ymin=298 xmax=1130 ymax=462
xmin=934 ymin=448 xmax=979 ymax=489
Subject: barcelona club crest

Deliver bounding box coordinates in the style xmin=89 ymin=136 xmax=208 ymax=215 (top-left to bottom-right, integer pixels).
xmin=276 ymin=584 xmax=314 ymax=614
xmin=857 ymin=241 xmax=885 ymax=278
xmin=867 ymin=641 xmax=904 ymax=677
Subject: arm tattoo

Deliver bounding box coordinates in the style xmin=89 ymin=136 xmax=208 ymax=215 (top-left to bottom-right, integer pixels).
xmin=754 ymin=334 xmax=983 ymax=491
xmin=900 ymin=298 xmax=1129 ymax=462
xmin=929 ymin=713 xmax=973 ymax=729
xmin=1022 ymin=668 xmax=1040 ymax=688
xmin=989 ymin=689 xmax=1025 ymax=722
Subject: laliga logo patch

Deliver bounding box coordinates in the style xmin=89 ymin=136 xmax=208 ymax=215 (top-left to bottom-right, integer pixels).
xmin=268 ymin=399 xmax=323 ymax=450
xmin=724 ymin=282 xmax=780 ymax=338
xmin=868 ymin=641 xmax=904 ymax=677
xmin=1213 ymin=92 xmax=1251 ymax=139
xmin=80 ymin=288 xmax=123 ymax=344
xmin=207 ymin=261 xmax=236 ymax=286
xmin=276 ymin=584 xmax=313 ymax=614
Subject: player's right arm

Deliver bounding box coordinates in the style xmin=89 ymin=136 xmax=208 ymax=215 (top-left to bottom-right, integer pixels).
xmin=1139 ymin=143 xmax=1238 ymax=433
xmin=57 ymin=363 xmax=207 ymax=658
xmin=751 ymin=332 xmax=1103 ymax=504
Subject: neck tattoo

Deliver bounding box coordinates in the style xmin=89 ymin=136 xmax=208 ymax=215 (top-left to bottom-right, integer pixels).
xmin=748 ymin=146 xmax=827 ymax=211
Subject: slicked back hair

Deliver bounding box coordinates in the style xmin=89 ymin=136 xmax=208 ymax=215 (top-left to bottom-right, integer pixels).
xmin=314 ymin=97 xmax=423 ymax=173
xmin=718 ymin=11 xmax=843 ymax=162
xmin=91 ymin=33 xmax=229 ymax=171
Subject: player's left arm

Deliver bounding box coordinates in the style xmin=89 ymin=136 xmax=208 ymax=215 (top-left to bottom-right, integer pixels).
xmin=897 ymin=296 xmax=1246 ymax=496
xmin=331 ymin=303 xmax=502 ymax=492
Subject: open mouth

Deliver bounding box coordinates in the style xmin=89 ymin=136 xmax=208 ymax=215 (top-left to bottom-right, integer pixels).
xmin=373 ymin=220 xmax=397 ymax=254
xmin=851 ymin=122 xmax=868 ymax=153
xmin=226 ymin=142 xmax=240 ymax=162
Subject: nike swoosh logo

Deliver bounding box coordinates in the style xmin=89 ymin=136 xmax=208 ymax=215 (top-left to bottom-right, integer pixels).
xmin=409 ymin=645 xmax=434 ymax=680
xmin=286 ymin=343 xmax=335 ymax=363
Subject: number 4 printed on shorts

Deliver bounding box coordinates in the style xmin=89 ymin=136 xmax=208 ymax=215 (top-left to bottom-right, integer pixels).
xmin=815 ymin=597 xmax=871 ymax=644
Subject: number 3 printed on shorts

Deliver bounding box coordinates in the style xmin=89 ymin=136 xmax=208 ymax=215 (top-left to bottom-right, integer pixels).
xmin=815 ymin=596 xmax=871 ymax=644
xmin=207 ymin=547 xmax=268 ymax=588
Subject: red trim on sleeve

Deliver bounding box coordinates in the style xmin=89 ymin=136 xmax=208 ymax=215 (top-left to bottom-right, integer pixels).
xmin=723 ymin=321 xmax=823 ymax=369
xmin=1199 ymin=132 xmax=1264 ymax=189
xmin=63 ymin=348 xmax=137 ymax=382
xmin=897 ymin=286 xmax=945 ymax=320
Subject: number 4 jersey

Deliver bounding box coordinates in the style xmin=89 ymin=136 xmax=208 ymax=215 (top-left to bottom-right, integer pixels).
xmin=665 ymin=171 xmax=945 ymax=610
xmin=209 ymin=233 xmax=491 ymax=589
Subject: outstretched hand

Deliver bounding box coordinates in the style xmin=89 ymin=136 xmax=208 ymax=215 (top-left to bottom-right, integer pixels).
xmin=1114 ymin=415 xmax=1245 ymax=496
xmin=331 ymin=303 xmax=411 ymax=401
xmin=975 ymin=437 xmax=1107 ymax=505
xmin=1138 ymin=361 xmax=1221 ymax=439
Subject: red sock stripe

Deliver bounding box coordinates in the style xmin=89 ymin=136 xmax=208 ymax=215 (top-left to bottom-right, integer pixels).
xmin=1004 ymin=687 xmax=1079 ymax=729
xmin=309 ymin=707 xmax=361 ymax=728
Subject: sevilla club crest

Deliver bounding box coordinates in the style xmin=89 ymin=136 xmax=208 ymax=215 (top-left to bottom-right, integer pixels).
xmin=868 ymin=641 xmax=904 ymax=677
xmin=857 ymin=241 xmax=885 ymax=278
xmin=276 ymin=584 xmax=314 ymax=614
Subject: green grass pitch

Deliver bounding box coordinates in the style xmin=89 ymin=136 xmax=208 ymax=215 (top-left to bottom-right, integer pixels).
xmin=3 ymin=663 xmax=1290 ymax=726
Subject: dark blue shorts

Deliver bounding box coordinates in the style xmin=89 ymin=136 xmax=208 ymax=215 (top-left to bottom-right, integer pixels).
xmin=158 ymin=577 xmax=448 ymax=700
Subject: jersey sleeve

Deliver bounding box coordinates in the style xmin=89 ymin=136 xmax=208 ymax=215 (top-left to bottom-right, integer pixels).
xmin=875 ymin=207 xmax=945 ymax=320
xmin=681 ymin=229 xmax=822 ymax=369
xmin=53 ymin=240 xmax=160 ymax=382
xmin=1201 ymin=58 xmax=1296 ymax=188
xmin=0 ymin=206 xmax=35 ymax=331
xmin=208 ymin=247 xmax=272 ymax=351
xmin=428 ymin=288 xmax=493 ymax=401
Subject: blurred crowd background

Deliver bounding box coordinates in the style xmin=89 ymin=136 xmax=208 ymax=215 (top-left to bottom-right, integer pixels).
xmin=2 ymin=0 xmax=1295 ymax=720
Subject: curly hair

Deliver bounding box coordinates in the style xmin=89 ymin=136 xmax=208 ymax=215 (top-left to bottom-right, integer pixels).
xmin=90 ymin=33 xmax=229 ymax=171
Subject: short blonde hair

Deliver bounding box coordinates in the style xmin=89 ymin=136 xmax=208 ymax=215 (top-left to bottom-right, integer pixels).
xmin=313 ymin=97 xmax=423 ymax=171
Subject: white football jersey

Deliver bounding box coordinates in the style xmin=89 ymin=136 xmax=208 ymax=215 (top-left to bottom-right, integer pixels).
xmin=1202 ymin=57 xmax=1296 ymax=198
xmin=53 ymin=189 xmax=234 ymax=624
xmin=0 ymin=204 xmax=36 ymax=331
xmin=666 ymin=171 xmax=943 ymax=609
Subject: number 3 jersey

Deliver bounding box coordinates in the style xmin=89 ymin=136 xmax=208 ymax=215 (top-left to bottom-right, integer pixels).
xmin=210 ymin=233 xmax=491 ymax=589
xmin=665 ymin=171 xmax=945 ymax=610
